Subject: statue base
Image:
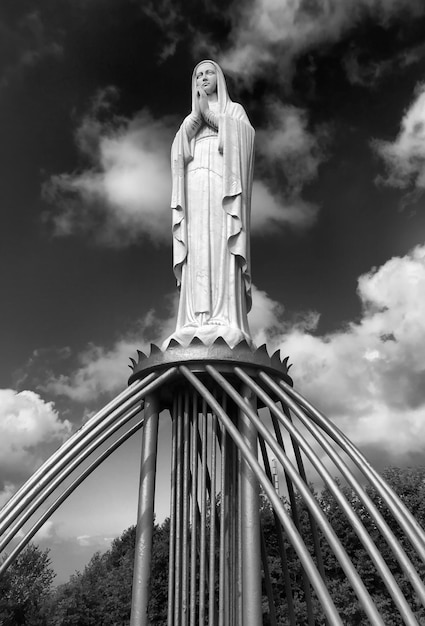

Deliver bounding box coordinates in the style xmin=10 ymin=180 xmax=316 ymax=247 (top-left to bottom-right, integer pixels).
xmin=128 ymin=337 xmax=292 ymax=409
xmin=162 ymin=324 xmax=253 ymax=351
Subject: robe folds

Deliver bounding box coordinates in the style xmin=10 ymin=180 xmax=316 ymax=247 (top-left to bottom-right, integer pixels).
xmin=164 ymin=60 xmax=255 ymax=349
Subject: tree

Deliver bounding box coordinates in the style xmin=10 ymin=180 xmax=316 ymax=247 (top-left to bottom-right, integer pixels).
xmin=47 ymin=520 xmax=169 ymax=625
xmin=44 ymin=466 xmax=425 ymax=625
xmin=0 ymin=544 xmax=55 ymax=625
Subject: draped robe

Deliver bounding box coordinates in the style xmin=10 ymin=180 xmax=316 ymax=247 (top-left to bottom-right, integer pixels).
xmin=165 ymin=62 xmax=255 ymax=348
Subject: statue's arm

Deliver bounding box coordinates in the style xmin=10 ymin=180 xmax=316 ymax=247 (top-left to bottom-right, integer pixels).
xmin=182 ymin=113 xmax=203 ymax=141
xmin=202 ymin=108 xmax=218 ymax=130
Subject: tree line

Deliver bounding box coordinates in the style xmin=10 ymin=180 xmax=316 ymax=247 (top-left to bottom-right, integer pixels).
xmin=1 ymin=466 xmax=425 ymax=625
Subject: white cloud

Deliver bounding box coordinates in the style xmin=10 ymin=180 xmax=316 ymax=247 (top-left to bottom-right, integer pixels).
xmin=44 ymin=89 xmax=176 ymax=246
xmin=217 ymin=0 xmax=425 ymax=84
xmin=256 ymin=102 xmax=328 ymax=193
xmin=45 ymin=89 xmax=321 ymax=245
xmin=43 ymin=307 xmax=177 ymax=402
xmin=76 ymin=534 xmax=113 ymax=548
xmin=33 ymin=519 xmax=56 ymax=542
xmin=38 ymin=243 xmax=425 ymax=465
xmin=251 ymin=101 xmax=327 ymax=231
xmin=249 ymin=285 xmax=319 ymax=347
xmin=0 ymin=389 xmax=71 ymax=489
xmin=44 ymin=286 xmax=315 ymax=403
xmin=373 ymin=82 xmax=425 ymax=191
xmin=251 ymin=181 xmax=318 ymax=232
xmin=0 ymin=483 xmax=15 ymax=508
xmin=264 ymin=244 xmax=425 ymax=460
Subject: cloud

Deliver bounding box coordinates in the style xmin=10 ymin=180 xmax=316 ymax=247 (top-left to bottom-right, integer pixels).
xmin=43 ymin=87 xmax=177 ymax=247
xmin=372 ymin=82 xmax=425 ymax=192
xmin=0 ymin=11 xmax=62 ymax=89
xmin=251 ymin=101 xmax=327 ymax=231
xmin=343 ymin=42 xmax=425 ymax=88
xmin=256 ymin=102 xmax=328 ymax=193
xmin=215 ymin=0 xmax=425 ymax=85
xmin=0 ymin=389 xmax=71 ymax=493
xmin=44 ymin=88 xmax=320 ymax=245
xmin=35 ymin=243 xmax=425 ymax=467
xmin=76 ymin=534 xmax=114 ymax=548
xmin=140 ymin=0 xmax=187 ymax=60
xmin=44 ymin=286 xmax=316 ymax=403
xmin=261 ymin=244 xmax=425 ymax=463
xmin=251 ymin=181 xmax=318 ymax=232
xmin=33 ymin=520 xmax=56 ymax=542
xmin=43 ymin=307 xmax=177 ymax=402
xmin=0 ymin=483 xmax=16 ymax=509
xmin=248 ymin=285 xmax=319 ymax=347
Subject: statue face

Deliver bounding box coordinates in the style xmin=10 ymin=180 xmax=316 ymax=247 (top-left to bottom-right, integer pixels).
xmin=195 ymin=62 xmax=217 ymax=96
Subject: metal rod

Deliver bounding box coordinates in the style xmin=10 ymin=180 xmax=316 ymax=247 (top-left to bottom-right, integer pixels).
xmin=238 ymin=383 xmax=262 ymax=626
xmin=0 ymin=414 xmax=144 ymax=574
xmin=230 ymin=420 xmax=237 ymax=626
xmin=219 ymin=412 xmax=227 ymax=626
xmin=174 ymin=392 xmax=184 ymax=626
xmin=199 ymin=400 xmax=208 ymax=624
xmin=0 ymin=377 xmax=149 ymax=523
xmin=207 ymin=364 xmax=385 ymax=626
xmin=180 ymin=365 xmax=344 ymax=626
xmin=267 ymin=377 xmax=425 ymax=608
xmin=268 ymin=406 xmax=315 ymax=626
xmin=190 ymin=392 xmax=198 ymax=626
xmin=280 ymin=401 xmax=327 ymax=589
xmin=0 ymin=403 xmax=143 ymax=554
xmin=209 ymin=407 xmax=218 ymax=626
xmin=279 ymin=379 xmax=425 ymax=561
xmin=181 ymin=392 xmax=190 ymax=626
xmin=258 ymin=434 xmax=297 ymax=626
xmin=1 ymin=369 xmax=176 ymax=542
xmin=234 ymin=367 xmax=416 ymax=626
xmin=167 ymin=397 xmax=178 ymax=626
xmin=260 ymin=520 xmax=278 ymax=626
xmin=236 ymin=426 xmax=243 ymax=626
xmin=130 ymin=394 xmax=160 ymax=626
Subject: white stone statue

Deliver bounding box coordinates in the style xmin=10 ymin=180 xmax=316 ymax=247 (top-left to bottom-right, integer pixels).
xmin=164 ymin=60 xmax=255 ymax=348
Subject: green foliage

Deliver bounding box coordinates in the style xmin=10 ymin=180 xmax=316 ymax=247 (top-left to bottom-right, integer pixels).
xmin=3 ymin=467 xmax=425 ymax=624
xmin=46 ymin=521 xmax=169 ymax=625
xmin=261 ymin=467 xmax=425 ymax=625
xmin=0 ymin=544 xmax=55 ymax=625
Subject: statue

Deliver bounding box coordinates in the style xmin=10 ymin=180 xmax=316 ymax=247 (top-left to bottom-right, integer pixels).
xmin=164 ymin=60 xmax=255 ymax=349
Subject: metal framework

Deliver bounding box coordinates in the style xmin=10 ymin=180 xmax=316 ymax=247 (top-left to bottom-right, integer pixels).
xmin=1 ymin=340 xmax=425 ymax=625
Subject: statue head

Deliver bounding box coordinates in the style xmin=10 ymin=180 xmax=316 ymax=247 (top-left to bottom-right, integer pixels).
xmin=191 ymin=60 xmax=230 ymax=113
xmin=195 ymin=61 xmax=218 ymax=97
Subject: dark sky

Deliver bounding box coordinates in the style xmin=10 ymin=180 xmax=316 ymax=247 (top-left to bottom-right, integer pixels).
xmin=1 ymin=0 xmax=425 ymax=581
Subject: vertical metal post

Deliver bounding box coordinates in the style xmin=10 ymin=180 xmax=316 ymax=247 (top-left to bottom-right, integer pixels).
xmin=190 ymin=392 xmax=199 ymax=626
xmin=130 ymin=394 xmax=160 ymax=626
xmin=182 ymin=392 xmax=190 ymax=626
xmin=199 ymin=402 xmax=208 ymax=624
xmin=174 ymin=393 xmax=184 ymax=625
xmin=238 ymin=383 xmax=262 ymax=626
xmin=168 ymin=397 xmax=178 ymax=626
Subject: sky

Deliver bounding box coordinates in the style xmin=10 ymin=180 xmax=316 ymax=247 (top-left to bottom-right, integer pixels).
xmin=1 ymin=0 xmax=425 ymax=583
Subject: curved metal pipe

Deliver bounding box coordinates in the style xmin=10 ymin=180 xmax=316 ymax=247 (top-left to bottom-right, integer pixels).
xmin=0 ymin=378 xmax=149 ymax=524
xmin=0 ymin=369 xmax=176 ymax=543
xmin=179 ymin=365 xmax=344 ymax=626
xmin=280 ymin=379 xmax=425 ymax=563
xmin=0 ymin=404 xmax=142 ymax=553
xmin=260 ymin=371 xmax=425 ymax=607
xmin=233 ymin=366 xmax=418 ymax=626
xmin=207 ymin=365 xmax=386 ymax=626
xmin=0 ymin=415 xmax=145 ymax=575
